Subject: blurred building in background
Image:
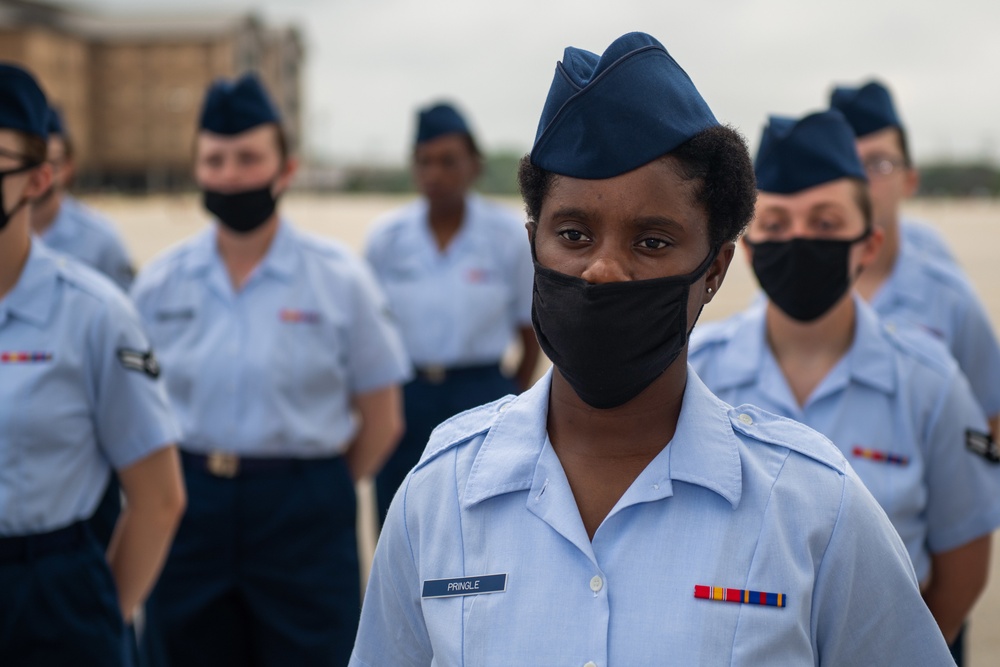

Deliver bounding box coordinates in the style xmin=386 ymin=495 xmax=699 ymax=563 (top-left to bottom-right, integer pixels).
xmin=0 ymin=0 xmax=303 ymax=191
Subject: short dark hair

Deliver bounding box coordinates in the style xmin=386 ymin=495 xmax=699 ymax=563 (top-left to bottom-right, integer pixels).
xmin=19 ymin=132 xmax=47 ymax=165
xmin=518 ymin=125 xmax=756 ymax=249
xmin=274 ymin=123 xmax=290 ymax=161
xmin=851 ymin=178 xmax=874 ymax=229
xmin=894 ymin=126 xmax=912 ymax=167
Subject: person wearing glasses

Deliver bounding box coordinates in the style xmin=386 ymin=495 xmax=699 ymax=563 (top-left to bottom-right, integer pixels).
xmin=133 ymin=73 xmax=409 ymax=667
xmin=690 ymin=108 xmax=1000 ymax=661
xmin=0 ymin=63 xmax=185 ymax=666
xmin=365 ymin=102 xmax=539 ymax=523
xmin=831 ymin=82 xmax=1000 ymax=450
xmin=350 ymin=33 xmax=955 ymax=665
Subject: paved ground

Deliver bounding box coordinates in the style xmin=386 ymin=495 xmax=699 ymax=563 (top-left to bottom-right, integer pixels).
xmin=100 ymin=193 xmax=1000 ymax=664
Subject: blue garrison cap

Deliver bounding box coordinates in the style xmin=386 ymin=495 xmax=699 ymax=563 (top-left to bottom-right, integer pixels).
xmin=199 ymin=73 xmax=280 ymax=135
xmin=829 ymin=81 xmax=902 ymax=138
xmin=46 ymin=106 xmax=65 ymax=136
xmin=754 ymin=110 xmax=867 ymax=194
xmin=0 ymin=63 xmax=49 ymax=139
xmin=530 ymin=32 xmax=718 ymax=179
xmin=415 ymin=102 xmax=472 ymax=145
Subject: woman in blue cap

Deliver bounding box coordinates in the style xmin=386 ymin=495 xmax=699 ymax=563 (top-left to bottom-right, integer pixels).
xmin=689 ymin=109 xmax=1000 ymax=653
xmin=351 ymin=33 xmax=954 ymax=665
xmin=0 ymin=63 xmax=186 ymax=666
xmin=365 ymin=101 xmax=538 ymax=522
xmin=132 ymin=73 xmax=409 ymax=667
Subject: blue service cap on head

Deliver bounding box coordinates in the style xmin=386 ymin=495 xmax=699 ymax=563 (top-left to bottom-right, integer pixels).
xmin=416 ymin=102 xmax=472 ymax=144
xmin=829 ymin=80 xmax=902 ymax=138
xmin=46 ymin=106 xmax=64 ymax=136
xmin=198 ymin=73 xmax=280 ymax=135
xmin=529 ymin=32 xmax=718 ymax=179
xmin=754 ymin=110 xmax=867 ymax=194
xmin=0 ymin=63 xmax=49 ymax=140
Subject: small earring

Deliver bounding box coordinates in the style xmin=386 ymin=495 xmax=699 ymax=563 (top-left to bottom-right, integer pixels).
xmin=707 ymin=287 xmax=714 ymax=294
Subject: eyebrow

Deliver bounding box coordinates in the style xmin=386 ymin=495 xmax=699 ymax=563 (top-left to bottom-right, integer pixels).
xmin=547 ymin=207 xmax=687 ymax=231
xmin=810 ymin=202 xmax=848 ymax=215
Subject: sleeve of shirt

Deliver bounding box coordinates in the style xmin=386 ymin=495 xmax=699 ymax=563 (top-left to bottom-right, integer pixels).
xmin=101 ymin=239 xmax=135 ymax=292
xmin=949 ymin=292 xmax=1000 ymax=418
xmin=363 ymin=226 xmax=386 ymax=281
xmin=923 ymin=368 xmax=1000 ymax=553
xmin=351 ymin=477 xmax=433 ymax=667
xmin=88 ymin=290 xmax=181 ymax=470
xmin=510 ymin=223 xmax=534 ymax=327
xmin=811 ymin=471 xmax=954 ymax=664
xmin=346 ymin=260 xmax=412 ymax=394
xmin=94 ymin=231 xmax=135 ymax=292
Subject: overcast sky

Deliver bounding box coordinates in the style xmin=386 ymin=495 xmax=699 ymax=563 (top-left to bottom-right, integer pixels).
xmin=73 ymin=0 xmax=1000 ymax=166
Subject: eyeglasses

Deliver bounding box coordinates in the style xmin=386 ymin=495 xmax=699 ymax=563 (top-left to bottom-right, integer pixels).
xmin=863 ymin=157 xmax=908 ymax=177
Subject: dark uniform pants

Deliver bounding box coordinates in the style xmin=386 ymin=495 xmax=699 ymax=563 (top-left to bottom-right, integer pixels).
xmin=376 ymin=364 xmax=516 ymax=523
xmin=0 ymin=523 xmax=126 ymax=667
xmin=141 ymin=455 xmax=359 ymax=667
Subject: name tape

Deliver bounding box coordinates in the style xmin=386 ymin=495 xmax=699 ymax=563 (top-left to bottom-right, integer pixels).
xmin=422 ymin=574 xmax=507 ymax=599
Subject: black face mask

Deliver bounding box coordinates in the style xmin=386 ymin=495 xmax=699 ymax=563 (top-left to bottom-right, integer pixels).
xmin=203 ymin=183 xmax=279 ymax=234
xmin=0 ymin=162 xmax=39 ymax=233
xmin=747 ymin=231 xmax=870 ymax=322
xmin=532 ymin=247 xmax=717 ymax=410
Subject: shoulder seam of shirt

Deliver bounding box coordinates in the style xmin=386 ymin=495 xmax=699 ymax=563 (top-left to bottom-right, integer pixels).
xmin=413 ymin=399 xmax=506 ymax=472
xmin=731 ymin=406 xmax=847 ymax=474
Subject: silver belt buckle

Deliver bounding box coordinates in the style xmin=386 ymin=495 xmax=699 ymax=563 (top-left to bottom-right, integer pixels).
xmin=206 ymin=452 xmax=240 ymax=478
xmin=422 ymin=365 xmax=447 ymax=384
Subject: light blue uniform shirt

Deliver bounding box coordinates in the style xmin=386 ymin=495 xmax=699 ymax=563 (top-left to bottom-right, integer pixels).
xmin=901 ymin=216 xmax=957 ymax=266
xmin=131 ymin=221 xmax=410 ymax=458
xmin=365 ymin=194 xmax=532 ymax=367
xmin=690 ymin=297 xmax=1000 ymax=583
xmin=0 ymin=242 xmax=179 ymax=536
xmin=871 ymin=241 xmax=1000 ymax=418
xmin=352 ymin=367 xmax=952 ymax=666
xmin=40 ymin=195 xmax=135 ymax=290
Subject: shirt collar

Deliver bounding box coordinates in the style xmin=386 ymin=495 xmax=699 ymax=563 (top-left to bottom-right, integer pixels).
xmin=846 ymin=296 xmax=896 ymax=394
xmin=703 ymin=303 xmax=770 ymax=393
xmin=872 ymin=242 xmax=923 ymax=309
xmin=463 ymin=365 xmax=744 ymax=510
xmin=183 ymin=219 xmax=297 ymax=282
xmin=706 ymin=296 xmax=895 ymax=397
xmin=1 ymin=240 xmax=59 ymax=328
xmin=39 ymin=199 xmax=77 ymax=244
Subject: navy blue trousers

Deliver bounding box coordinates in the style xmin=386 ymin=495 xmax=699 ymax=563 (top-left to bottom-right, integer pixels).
xmin=140 ymin=455 xmax=359 ymax=667
xmin=376 ymin=365 xmax=516 ymax=523
xmin=0 ymin=523 xmax=126 ymax=666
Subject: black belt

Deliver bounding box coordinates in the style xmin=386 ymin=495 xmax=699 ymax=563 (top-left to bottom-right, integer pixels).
xmin=181 ymin=450 xmax=336 ymax=479
xmin=0 ymin=521 xmax=88 ymax=563
xmin=414 ymin=362 xmax=501 ymax=385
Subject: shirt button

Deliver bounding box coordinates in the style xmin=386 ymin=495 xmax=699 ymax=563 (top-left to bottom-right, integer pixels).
xmin=584 ymin=662 xmax=599 ymax=667
xmin=738 ymin=413 xmax=753 ymax=426
xmin=590 ymin=575 xmax=603 ymax=592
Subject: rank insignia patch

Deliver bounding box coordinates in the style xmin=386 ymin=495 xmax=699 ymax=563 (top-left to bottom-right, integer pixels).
xmin=694 ymin=585 xmax=786 ymax=608
xmin=852 ymin=446 xmax=909 ymax=466
xmin=966 ymin=429 xmax=1000 ymax=464
xmin=117 ymin=348 xmax=161 ymax=378
xmin=0 ymin=352 xmax=53 ymax=363
xmin=279 ymin=309 xmax=321 ymax=324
